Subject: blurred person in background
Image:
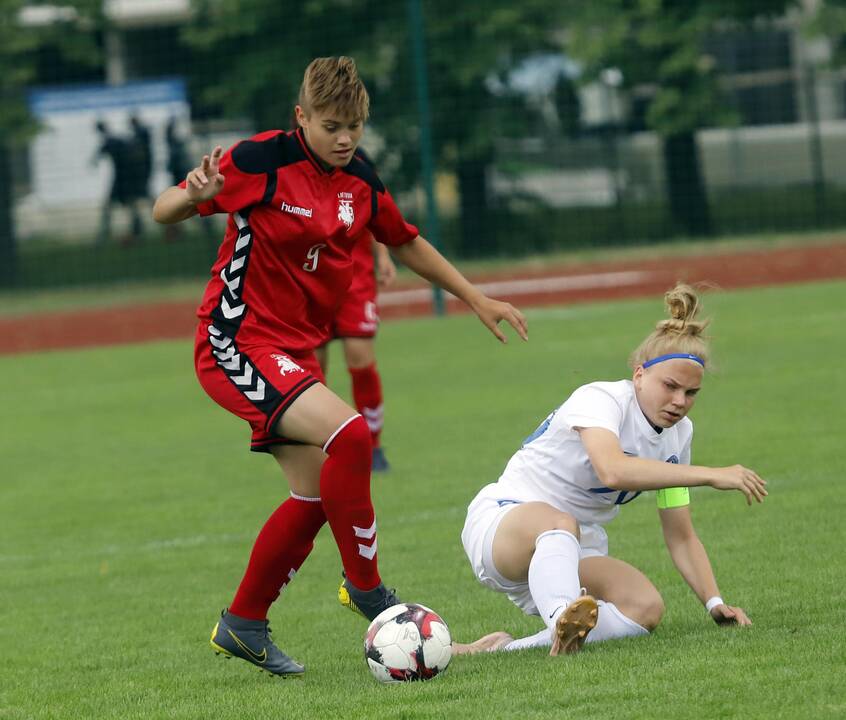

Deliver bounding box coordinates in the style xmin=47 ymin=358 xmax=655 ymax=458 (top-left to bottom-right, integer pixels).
xmin=92 ymin=119 xmax=142 ymax=245
xmin=165 ymin=116 xmax=191 ymax=190
xmin=126 ymin=114 xmax=153 ymax=245
xmin=129 ymin=114 xmax=152 ymax=201
xmin=454 ymin=284 xmax=766 ymax=657
xmin=153 ymin=56 xmax=527 ymax=677
xmin=163 ymin=117 xmax=193 ymax=243
xmin=315 ymin=229 xmax=396 ymax=472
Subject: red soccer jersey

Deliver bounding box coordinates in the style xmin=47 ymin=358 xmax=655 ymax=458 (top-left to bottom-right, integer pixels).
xmin=189 ymin=129 xmax=418 ymax=352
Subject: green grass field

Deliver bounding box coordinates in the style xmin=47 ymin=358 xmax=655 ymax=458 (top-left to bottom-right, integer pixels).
xmin=2 ymin=281 xmax=845 ymax=719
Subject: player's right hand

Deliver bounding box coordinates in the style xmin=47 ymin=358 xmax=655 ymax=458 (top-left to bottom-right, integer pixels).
xmin=709 ymin=602 xmax=752 ymax=626
xmin=473 ymin=296 xmax=528 ymax=344
xmin=709 ymin=465 xmax=767 ymax=505
xmin=185 ymin=146 xmax=225 ymax=204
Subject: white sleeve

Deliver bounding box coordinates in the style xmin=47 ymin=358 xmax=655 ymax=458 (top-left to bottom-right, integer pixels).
xmin=559 ymin=386 xmax=624 ymax=438
xmin=679 ymin=420 xmax=693 ymax=465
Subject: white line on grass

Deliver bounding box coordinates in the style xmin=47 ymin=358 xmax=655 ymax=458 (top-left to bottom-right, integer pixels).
xmin=524 ymin=304 xmax=624 ymax=320
xmin=0 ymin=532 xmax=252 ymax=564
xmin=379 ymin=270 xmax=653 ymax=306
xmin=0 ymin=507 xmax=466 ymax=564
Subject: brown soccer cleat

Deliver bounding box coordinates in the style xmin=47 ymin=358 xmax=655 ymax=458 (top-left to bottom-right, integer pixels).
xmin=550 ymin=595 xmax=598 ymax=656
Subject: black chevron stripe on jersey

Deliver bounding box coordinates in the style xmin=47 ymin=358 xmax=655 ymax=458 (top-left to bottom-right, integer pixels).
xmin=207 ymin=323 xmax=282 ymax=414
xmin=210 ymin=210 xmax=255 ymax=338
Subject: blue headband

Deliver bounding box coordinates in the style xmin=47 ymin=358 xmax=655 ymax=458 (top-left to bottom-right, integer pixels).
xmin=642 ymin=353 xmax=705 ymax=369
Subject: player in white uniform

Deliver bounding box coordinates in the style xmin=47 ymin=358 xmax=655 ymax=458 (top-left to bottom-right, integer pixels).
xmin=454 ymin=284 xmax=767 ymax=657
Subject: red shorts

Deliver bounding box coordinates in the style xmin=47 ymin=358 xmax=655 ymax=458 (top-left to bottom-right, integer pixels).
xmin=194 ymin=322 xmax=325 ymax=453
xmin=328 ymin=281 xmax=379 ymax=340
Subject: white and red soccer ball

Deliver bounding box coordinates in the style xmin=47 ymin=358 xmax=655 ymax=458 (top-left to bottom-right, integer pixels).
xmin=364 ymin=603 xmax=452 ymax=683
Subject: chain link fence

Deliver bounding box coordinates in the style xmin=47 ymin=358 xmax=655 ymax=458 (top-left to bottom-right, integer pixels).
xmin=3 ymin=1 xmax=846 ymax=291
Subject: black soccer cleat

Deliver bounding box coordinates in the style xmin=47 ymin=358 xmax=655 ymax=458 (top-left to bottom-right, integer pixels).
xmin=210 ymin=609 xmax=304 ymax=676
xmin=338 ymin=573 xmax=400 ymax=621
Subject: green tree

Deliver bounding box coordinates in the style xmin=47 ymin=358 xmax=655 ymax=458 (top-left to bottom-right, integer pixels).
xmin=183 ymin=1 xmax=402 ymax=129
xmin=563 ymin=0 xmax=800 ymax=237
xmin=0 ymin=0 xmax=37 ymax=287
xmin=0 ymin=0 xmax=100 ymax=287
xmin=375 ymin=1 xmax=564 ymax=256
xmin=807 ymin=0 xmax=846 ymax=64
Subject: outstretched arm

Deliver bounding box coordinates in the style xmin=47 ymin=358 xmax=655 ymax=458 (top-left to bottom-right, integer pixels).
xmin=578 ymin=427 xmax=768 ymax=504
xmin=391 ymin=236 xmax=528 ymax=343
xmin=660 ymin=506 xmax=751 ymax=625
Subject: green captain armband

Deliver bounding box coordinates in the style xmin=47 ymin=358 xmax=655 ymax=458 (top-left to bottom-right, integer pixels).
xmin=657 ymin=487 xmax=690 ymax=509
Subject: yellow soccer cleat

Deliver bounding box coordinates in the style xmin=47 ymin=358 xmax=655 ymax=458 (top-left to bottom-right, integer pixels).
xmin=338 ymin=573 xmax=400 ymax=621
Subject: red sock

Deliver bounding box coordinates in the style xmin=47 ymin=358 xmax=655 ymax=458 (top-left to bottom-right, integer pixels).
xmin=321 ymin=415 xmax=380 ymax=590
xmin=229 ymin=496 xmax=326 ymax=620
xmin=349 ymin=363 xmax=384 ymax=448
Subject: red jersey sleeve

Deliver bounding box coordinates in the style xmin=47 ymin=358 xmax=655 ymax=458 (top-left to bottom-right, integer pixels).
xmin=368 ymin=187 xmax=419 ymax=247
xmin=178 ymin=140 xmax=269 ymax=217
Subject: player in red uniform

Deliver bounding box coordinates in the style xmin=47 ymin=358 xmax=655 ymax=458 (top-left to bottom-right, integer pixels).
xmin=153 ymin=56 xmax=527 ymax=676
xmin=315 ymin=229 xmax=395 ymax=471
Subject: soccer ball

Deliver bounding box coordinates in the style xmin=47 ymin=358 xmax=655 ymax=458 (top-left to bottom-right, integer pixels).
xmin=364 ymin=603 xmax=452 ymax=683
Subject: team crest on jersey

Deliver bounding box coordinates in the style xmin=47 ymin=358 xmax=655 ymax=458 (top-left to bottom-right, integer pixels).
xmin=338 ymin=192 xmax=354 ymax=229
xmin=270 ymin=353 xmax=303 ymax=376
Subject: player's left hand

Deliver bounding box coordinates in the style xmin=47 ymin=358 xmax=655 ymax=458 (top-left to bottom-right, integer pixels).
xmin=710 ymin=603 xmax=752 ymax=626
xmin=376 ymin=252 xmax=397 ymax=289
xmin=474 ymin=296 xmax=528 ymax=343
xmin=451 ymin=631 xmax=513 ymax=655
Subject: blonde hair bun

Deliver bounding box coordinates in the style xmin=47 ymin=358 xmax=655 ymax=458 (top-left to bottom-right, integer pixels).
xmin=629 ymin=283 xmax=711 ymax=369
xmin=655 ymin=283 xmax=708 ymax=337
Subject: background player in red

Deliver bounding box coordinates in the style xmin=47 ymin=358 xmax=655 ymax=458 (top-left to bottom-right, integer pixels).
xmin=315 ymin=229 xmax=395 ymax=472
xmin=152 ymin=56 xmax=527 ymax=676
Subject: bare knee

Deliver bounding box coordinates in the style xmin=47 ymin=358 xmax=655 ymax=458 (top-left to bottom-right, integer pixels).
xmin=526 ymin=503 xmax=579 ymax=541
xmin=343 ymin=338 xmax=375 ymax=369
xmin=632 ymin=590 xmax=665 ymax=631
xmin=540 ymin=513 xmax=580 ymax=541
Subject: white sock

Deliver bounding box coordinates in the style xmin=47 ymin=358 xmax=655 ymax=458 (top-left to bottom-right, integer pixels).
xmin=585 ymin=600 xmax=649 ymax=643
xmin=527 ymin=529 xmax=582 ymax=631
xmin=501 ymin=600 xmax=649 ymax=652
xmin=502 ymin=626 xmax=552 ymax=652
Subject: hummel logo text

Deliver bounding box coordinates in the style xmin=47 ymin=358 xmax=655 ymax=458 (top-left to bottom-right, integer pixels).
xmin=281 ymin=200 xmax=313 ymax=218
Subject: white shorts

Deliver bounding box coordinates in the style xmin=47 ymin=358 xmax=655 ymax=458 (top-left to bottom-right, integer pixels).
xmin=460 ymin=496 xmax=609 ymax=616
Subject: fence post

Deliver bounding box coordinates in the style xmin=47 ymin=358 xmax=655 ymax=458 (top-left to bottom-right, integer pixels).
xmin=802 ymin=63 xmax=826 ymax=226
xmin=0 ymin=142 xmax=18 ymax=288
xmin=407 ymin=0 xmax=445 ymax=316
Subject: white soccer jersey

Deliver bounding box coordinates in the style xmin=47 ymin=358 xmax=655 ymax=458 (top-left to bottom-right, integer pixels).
xmin=472 ymin=380 xmax=693 ymax=525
